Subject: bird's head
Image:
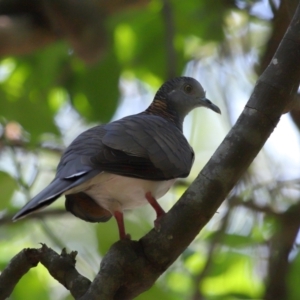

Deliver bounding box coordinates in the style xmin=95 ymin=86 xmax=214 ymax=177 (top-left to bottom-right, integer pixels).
xmin=154 ymin=77 xmax=221 ymax=121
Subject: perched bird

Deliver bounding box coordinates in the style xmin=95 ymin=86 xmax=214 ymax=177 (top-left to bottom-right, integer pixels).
xmin=13 ymin=77 xmax=221 ymax=239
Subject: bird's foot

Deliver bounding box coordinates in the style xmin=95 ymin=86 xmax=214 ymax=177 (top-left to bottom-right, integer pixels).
xmin=145 ymin=192 xmax=166 ymax=232
xmin=145 ymin=192 xmax=165 ymax=217
xmin=153 ymin=215 xmax=165 ymax=232
xmin=114 ymin=211 xmax=131 ymax=240
xmin=122 ymin=233 xmax=132 ymax=240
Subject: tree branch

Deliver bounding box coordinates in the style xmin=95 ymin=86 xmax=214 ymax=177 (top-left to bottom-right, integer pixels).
xmin=0 ymin=244 xmax=91 ymax=300
xmin=39 ymin=245 xmax=91 ymax=298
xmin=0 ymin=248 xmax=39 ymax=299
xmin=232 ymin=198 xmax=280 ymax=217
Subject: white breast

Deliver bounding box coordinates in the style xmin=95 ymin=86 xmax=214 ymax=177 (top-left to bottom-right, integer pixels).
xmin=65 ymin=172 xmax=175 ymax=213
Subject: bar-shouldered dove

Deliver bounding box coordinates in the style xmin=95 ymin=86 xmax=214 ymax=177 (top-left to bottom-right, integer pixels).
xmin=13 ymin=77 xmax=221 ymax=239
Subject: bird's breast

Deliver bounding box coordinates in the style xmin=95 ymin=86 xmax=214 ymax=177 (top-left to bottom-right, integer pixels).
xmin=65 ymin=172 xmax=175 ymax=213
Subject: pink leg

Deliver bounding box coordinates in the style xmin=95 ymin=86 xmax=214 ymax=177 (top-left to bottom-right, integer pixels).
xmin=145 ymin=192 xmax=166 ymax=229
xmin=114 ymin=211 xmax=130 ymax=240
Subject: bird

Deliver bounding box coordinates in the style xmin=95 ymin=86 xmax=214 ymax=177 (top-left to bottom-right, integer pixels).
xmin=13 ymin=77 xmax=221 ymax=239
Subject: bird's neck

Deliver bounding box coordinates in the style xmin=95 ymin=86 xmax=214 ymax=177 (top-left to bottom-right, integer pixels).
xmin=144 ymin=99 xmax=183 ymax=131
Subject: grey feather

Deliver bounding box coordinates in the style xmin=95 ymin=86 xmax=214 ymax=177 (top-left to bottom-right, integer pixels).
xmin=102 ymin=114 xmax=194 ymax=177
xmin=12 ymin=169 xmax=100 ymax=220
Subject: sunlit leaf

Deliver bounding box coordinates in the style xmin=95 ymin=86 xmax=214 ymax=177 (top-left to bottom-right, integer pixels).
xmin=11 ymin=268 xmax=51 ymax=300
xmin=67 ymin=50 xmax=120 ymax=123
xmin=202 ymin=252 xmax=262 ymax=298
xmin=205 ymin=232 xmax=257 ymax=249
xmin=0 ymin=43 xmax=70 ymax=143
xmin=287 ymin=251 xmax=300 ymax=300
xmin=0 ymin=171 xmax=17 ymax=210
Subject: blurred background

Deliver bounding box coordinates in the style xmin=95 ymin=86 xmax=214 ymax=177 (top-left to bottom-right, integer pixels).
xmin=1 ymin=0 xmax=300 ymax=299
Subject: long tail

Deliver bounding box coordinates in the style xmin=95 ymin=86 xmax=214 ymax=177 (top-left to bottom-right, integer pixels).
xmin=12 ymin=170 xmax=101 ymax=220
xmin=12 ymin=178 xmax=69 ymax=220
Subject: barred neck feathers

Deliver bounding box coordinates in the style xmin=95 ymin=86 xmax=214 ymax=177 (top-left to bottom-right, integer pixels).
xmin=144 ymin=99 xmax=183 ymax=131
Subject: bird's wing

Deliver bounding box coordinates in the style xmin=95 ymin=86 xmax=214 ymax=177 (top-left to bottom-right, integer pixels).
xmin=99 ymin=114 xmax=194 ymax=179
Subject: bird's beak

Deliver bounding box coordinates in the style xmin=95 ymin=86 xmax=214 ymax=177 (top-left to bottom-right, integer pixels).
xmin=199 ymin=97 xmax=221 ymax=114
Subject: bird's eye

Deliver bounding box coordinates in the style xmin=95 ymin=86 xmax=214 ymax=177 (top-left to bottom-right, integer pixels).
xmin=184 ymin=84 xmax=193 ymax=94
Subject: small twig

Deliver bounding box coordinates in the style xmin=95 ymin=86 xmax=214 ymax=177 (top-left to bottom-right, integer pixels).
xmin=39 ymin=244 xmax=91 ymax=298
xmin=231 ymin=197 xmax=280 ymax=217
xmin=0 ymin=248 xmax=40 ymax=300
xmin=0 ymin=244 xmax=91 ymax=300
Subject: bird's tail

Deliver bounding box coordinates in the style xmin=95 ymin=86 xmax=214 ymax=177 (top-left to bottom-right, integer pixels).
xmin=12 ymin=178 xmax=69 ymax=221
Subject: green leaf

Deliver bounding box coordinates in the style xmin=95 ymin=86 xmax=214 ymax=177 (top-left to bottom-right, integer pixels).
xmin=205 ymin=252 xmax=247 ymax=277
xmin=11 ymin=267 xmax=51 ymax=300
xmin=205 ymin=232 xmax=257 ymax=249
xmin=67 ymin=50 xmax=121 ymax=123
xmin=135 ymin=282 xmax=182 ymax=300
xmin=109 ymin=0 xmax=229 ymax=81
xmin=0 ymin=171 xmax=17 ymax=210
xmin=201 ymin=252 xmax=262 ymax=298
xmin=287 ymin=251 xmax=300 ymax=300
xmin=174 ymin=0 xmax=226 ymax=41
xmin=110 ymin=6 xmax=185 ymax=79
xmin=0 ymin=43 xmax=70 ymax=143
